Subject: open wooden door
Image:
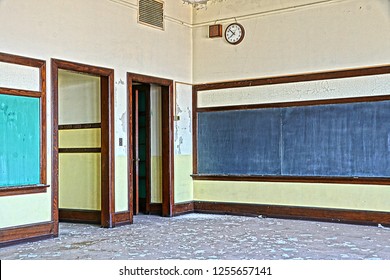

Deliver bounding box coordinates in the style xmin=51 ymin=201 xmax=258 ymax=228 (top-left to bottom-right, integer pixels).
xmin=132 ymin=85 xmax=151 ymax=215
xmin=128 ymin=73 xmax=173 ymax=218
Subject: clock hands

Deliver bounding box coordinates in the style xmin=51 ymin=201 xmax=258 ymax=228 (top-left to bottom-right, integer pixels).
xmin=227 ymin=29 xmax=236 ymax=39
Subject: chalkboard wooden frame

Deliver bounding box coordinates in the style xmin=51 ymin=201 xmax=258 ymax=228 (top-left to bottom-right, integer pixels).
xmin=192 ymin=65 xmax=390 ymax=184
xmin=0 ymin=52 xmax=47 ymax=196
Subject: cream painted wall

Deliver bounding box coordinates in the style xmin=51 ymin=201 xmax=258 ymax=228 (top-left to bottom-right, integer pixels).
xmin=193 ymin=0 xmax=390 ymax=83
xmin=0 ymin=0 xmax=192 ymax=227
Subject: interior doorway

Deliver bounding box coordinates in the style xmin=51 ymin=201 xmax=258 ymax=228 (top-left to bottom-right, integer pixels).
xmin=132 ymin=84 xmax=151 ymax=214
xmin=128 ymin=73 xmax=174 ymax=218
xmin=52 ymin=59 xmax=115 ymax=235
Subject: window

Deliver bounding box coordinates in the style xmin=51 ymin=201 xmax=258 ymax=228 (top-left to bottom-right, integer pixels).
xmin=0 ymin=52 xmax=47 ymax=196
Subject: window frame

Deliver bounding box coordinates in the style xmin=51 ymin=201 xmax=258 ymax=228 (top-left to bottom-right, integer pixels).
xmin=0 ymin=52 xmax=48 ymax=196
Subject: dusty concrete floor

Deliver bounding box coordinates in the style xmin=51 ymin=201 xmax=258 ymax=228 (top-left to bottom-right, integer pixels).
xmin=1 ymin=213 xmax=390 ymax=260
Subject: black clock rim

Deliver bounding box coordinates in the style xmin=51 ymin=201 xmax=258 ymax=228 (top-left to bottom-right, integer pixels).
xmin=225 ymin=23 xmax=245 ymax=45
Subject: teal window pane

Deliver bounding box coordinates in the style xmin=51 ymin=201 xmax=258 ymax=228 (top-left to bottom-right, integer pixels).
xmin=0 ymin=94 xmax=40 ymax=187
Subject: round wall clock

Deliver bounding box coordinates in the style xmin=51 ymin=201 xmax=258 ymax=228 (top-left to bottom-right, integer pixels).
xmin=224 ymin=23 xmax=245 ymax=45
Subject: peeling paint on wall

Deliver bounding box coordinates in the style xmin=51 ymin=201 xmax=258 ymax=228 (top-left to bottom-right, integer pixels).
xmin=176 ymin=136 xmax=184 ymax=155
xmin=187 ymin=107 xmax=192 ymax=133
xmin=116 ymin=79 xmax=125 ymax=85
xmin=120 ymin=112 xmax=126 ymax=134
xmin=174 ymin=83 xmax=193 ymax=155
xmin=183 ymin=0 xmax=226 ymax=10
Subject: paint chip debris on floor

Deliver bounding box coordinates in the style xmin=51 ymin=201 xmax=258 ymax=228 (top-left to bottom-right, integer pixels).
xmin=1 ymin=214 xmax=389 ymax=260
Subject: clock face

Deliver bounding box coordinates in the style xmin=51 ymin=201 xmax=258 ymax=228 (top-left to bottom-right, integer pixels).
xmin=225 ymin=23 xmax=245 ymax=45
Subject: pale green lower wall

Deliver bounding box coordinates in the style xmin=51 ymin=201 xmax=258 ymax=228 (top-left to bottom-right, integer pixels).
xmin=174 ymin=155 xmax=193 ymax=203
xmin=151 ymin=156 xmax=162 ymax=203
xmin=59 ymin=153 xmax=101 ymax=210
xmin=0 ymin=191 xmax=51 ymax=228
xmin=115 ymin=156 xmax=128 ymax=212
xmin=115 ymin=155 xmax=191 ymax=207
xmin=194 ymin=181 xmax=390 ymax=212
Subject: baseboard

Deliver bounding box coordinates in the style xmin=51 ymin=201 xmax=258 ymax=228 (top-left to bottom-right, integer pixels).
xmin=59 ymin=209 xmax=101 ymax=224
xmin=193 ymin=201 xmax=390 ymax=226
xmin=173 ymin=201 xmax=194 ymax=216
xmin=114 ymin=211 xmax=132 ymax=226
xmin=0 ymin=222 xmax=54 ymax=247
xmin=149 ymin=203 xmax=162 ymax=215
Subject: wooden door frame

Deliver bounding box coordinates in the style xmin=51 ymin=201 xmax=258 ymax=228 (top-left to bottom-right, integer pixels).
xmin=51 ymin=59 xmax=115 ymax=235
xmin=127 ymin=73 xmax=174 ymax=217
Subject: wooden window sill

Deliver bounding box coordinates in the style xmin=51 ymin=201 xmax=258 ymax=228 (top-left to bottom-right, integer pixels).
xmin=191 ymin=174 xmax=390 ymax=185
xmin=0 ymin=184 xmax=49 ymax=197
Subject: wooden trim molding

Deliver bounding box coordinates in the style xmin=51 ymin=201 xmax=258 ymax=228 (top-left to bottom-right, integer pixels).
xmin=127 ymin=72 xmax=173 ymax=87
xmin=0 ymin=88 xmax=41 ymax=97
xmin=0 ymin=52 xmax=45 ymax=68
xmin=58 ymin=123 xmax=101 ymax=130
xmin=59 ymin=209 xmax=101 ymax=224
xmin=149 ymin=203 xmax=163 ymax=215
xmin=58 ymin=148 xmax=101 ymax=153
xmin=0 ymin=185 xmax=49 ymax=197
xmin=192 ymin=87 xmax=198 ymax=175
xmin=193 ymin=201 xmax=390 ymax=226
xmin=0 ymin=222 xmax=54 ymax=247
xmin=161 ymin=85 xmax=175 ymax=217
xmin=191 ymin=175 xmax=390 ymax=185
xmin=173 ymin=202 xmax=194 ymax=216
xmin=114 ymin=211 xmax=132 ymax=226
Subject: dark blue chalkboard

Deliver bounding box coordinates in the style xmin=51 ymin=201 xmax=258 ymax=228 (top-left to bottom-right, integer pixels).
xmin=197 ymin=100 xmax=390 ymax=178
xmin=198 ymin=109 xmax=281 ymax=175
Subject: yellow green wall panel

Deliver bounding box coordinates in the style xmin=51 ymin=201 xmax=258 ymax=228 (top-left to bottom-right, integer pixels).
xmin=59 ymin=129 xmax=101 ymax=149
xmin=115 ymin=156 xmax=128 ymax=212
xmin=174 ymin=155 xmax=193 ymax=203
xmin=59 ymin=153 xmax=101 ymax=210
xmin=0 ymin=192 xmax=51 ymax=228
xmin=151 ymin=156 xmax=162 ymax=203
xmin=194 ymin=181 xmax=390 ymax=212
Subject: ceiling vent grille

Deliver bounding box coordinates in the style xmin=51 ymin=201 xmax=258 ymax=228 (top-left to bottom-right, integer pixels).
xmin=138 ymin=0 xmax=164 ymax=30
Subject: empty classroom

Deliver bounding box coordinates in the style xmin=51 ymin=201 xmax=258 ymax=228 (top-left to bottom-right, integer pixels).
xmin=0 ymin=0 xmax=389 ymax=260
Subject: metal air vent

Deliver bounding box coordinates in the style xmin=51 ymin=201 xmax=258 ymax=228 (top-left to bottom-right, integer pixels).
xmin=138 ymin=0 xmax=164 ymax=30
